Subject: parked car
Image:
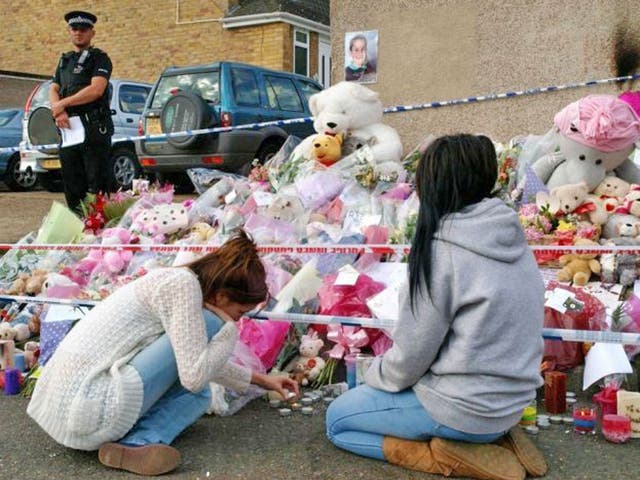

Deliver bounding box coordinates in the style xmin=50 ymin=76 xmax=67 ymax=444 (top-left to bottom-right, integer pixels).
xmin=0 ymin=108 xmax=38 ymax=191
xmin=136 ymin=61 xmax=323 ymax=186
xmin=19 ymin=78 xmax=152 ymax=192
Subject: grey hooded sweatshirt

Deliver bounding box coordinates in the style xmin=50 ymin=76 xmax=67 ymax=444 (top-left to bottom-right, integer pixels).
xmin=365 ymin=197 xmax=544 ymax=434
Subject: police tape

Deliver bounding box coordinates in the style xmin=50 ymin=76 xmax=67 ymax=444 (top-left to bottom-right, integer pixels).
xmin=2 ymin=72 xmax=640 ymax=154
xmin=2 ymin=243 xmax=640 ymax=255
xmin=0 ymin=243 xmax=412 ymax=255
xmin=1 ymin=294 xmax=639 ymax=345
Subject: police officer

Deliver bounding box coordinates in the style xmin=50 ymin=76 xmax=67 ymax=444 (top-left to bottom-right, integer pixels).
xmin=51 ymin=10 xmax=113 ymax=212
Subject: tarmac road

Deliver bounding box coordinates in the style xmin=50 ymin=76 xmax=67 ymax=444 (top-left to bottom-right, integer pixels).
xmin=0 ymin=189 xmax=638 ymax=479
xmin=1 ymin=387 xmax=637 ymax=480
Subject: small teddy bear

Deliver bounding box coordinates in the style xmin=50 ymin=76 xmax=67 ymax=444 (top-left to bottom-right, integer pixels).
xmin=312 ymin=133 xmax=343 ymax=167
xmin=286 ymin=330 xmax=326 ymax=386
xmin=556 ymin=238 xmax=602 ymax=285
xmin=536 ymin=182 xmax=589 ymax=216
xmin=7 ymin=273 xmax=29 ymax=296
xmin=25 ymin=269 xmax=50 ymax=296
xmin=0 ymin=323 xmax=30 ymax=342
xmin=265 ymin=194 xmax=305 ymax=223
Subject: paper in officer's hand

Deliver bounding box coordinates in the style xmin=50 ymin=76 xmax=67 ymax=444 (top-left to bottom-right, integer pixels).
xmin=60 ymin=116 xmax=85 ymax=147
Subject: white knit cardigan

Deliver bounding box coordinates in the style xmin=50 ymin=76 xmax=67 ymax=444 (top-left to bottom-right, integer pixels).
xmin=27 ymin=267 xmax=251 ymax=450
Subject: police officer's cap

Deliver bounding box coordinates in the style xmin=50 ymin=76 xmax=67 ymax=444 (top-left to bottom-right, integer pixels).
xmin=64 ymin=11 xmax=97 ymax=29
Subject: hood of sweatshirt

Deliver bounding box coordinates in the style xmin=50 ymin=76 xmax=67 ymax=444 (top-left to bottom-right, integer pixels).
xmin=434 ymin=197 xmax=527 ymax=263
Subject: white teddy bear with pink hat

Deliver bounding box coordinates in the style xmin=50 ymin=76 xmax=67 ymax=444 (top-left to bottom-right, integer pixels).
xmin=519 ymin=94 xmax=640 ymax=193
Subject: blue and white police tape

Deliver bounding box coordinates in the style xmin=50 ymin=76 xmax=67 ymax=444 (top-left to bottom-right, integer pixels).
xmin=3 ymin=72 xmax=640 ymax=155
xmin=2 ymin=294 xmax=640 ymax=345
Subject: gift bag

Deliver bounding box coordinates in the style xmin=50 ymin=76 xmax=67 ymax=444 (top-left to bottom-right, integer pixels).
xmin=39 ymin=305 xmax=90 ymax=365
xmin=543 ymin=281 xmax=606 ymax=371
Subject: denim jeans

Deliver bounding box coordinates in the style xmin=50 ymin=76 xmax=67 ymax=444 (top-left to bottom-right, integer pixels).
xmin=326 ymin=384 xmax=505 ymax=461
xmin=118 ymin=309 xmax=223 ymax=446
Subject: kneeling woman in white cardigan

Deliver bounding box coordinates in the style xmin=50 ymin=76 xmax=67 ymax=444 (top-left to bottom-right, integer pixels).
xmin=28 ymin=230 xmax=298 ymax=476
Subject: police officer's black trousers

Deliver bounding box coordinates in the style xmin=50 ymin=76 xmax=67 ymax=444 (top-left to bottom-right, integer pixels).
xmin=59 ymin=132 xmax=111 ymax=213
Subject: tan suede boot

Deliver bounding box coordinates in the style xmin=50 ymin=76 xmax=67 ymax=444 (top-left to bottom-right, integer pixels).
xmin=496 ymin=427 xmax=548 ymax=477
xmin=98 ymin=443 xmax=181 ymax=476
xmin=383 ymin=436 xmax=525 ymax=480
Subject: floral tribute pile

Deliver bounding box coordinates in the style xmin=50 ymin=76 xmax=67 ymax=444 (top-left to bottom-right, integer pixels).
xmin=1 ymin=133 xmax=640 ymax=411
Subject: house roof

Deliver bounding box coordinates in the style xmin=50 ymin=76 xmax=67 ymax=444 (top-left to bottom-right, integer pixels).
xmin=226 ymin=0 xmax=330 ymax=26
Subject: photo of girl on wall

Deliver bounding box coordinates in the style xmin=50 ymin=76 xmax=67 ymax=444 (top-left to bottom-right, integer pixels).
xmin=345 ymin=30 xmax=378 ymax=84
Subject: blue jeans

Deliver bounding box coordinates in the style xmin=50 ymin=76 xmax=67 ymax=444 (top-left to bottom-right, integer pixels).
xmin=326 ymin=384 xmax=505 ymax=461
xmin=119 ymin=309 xmax=223 ymax=446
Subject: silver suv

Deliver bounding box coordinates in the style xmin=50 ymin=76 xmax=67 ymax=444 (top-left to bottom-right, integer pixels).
xmin=20 ymin=78 xmax=151 ymax=191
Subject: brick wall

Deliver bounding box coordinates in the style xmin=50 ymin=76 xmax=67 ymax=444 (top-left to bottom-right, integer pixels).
xmin=0 ymin=75 xmax=44 ymax=109
xmin=0 ymin=0 xmax=295 ymax=84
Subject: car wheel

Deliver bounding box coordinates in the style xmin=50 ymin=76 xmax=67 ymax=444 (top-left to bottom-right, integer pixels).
xmin=38 ymin=171 xmax=64 ymax=192
xmin=109 ymin=146 xmax=141 ymax=191
xmin=5 ymin=153 xmax=39 ymax=191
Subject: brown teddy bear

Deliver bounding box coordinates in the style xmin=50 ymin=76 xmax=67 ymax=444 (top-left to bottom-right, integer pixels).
xmin=557 ymin=238 xmax=601 ymax=285
xmin=24 ymin=269 xmax=49 ymax=296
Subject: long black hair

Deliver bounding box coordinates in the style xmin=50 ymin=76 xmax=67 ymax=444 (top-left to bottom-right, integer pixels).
xmin=408 ymin=134 xmax=498 ymax=309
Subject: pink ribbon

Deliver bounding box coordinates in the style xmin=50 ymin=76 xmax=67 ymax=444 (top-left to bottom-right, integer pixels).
xmin=326 ymin=324 xmax=369 ymax=359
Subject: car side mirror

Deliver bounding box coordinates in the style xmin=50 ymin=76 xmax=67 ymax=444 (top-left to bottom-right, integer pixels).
xmin=110 ymin=109 xmax=117 ymax=115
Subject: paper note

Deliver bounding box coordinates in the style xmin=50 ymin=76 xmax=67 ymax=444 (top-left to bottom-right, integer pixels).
xmin=583 ymin=342 xmax=633 ymax=390
xmin=253 ymin=191 xmax=273 ymax=207
xmin=366 ymin=284 xmax=400 ymax=322
xmin=44 ymin=304 xmax=90 ymax=323
xmin=617 ymin=390 xmax=640 ymax=438
xmin=335 ymin=264 xmax=360 ymax=286
xmin=60 ymin=116 xmax=85 ymax=147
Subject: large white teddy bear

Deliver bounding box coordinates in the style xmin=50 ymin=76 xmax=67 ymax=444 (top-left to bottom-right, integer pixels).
xmin=293 ymin=81 xmax=403 ymax=174
xmin=518 ymin=94 xmax=640 ymax=194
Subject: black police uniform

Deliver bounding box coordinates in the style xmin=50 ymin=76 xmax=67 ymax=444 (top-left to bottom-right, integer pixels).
xmin=54 ymin=45 xmax=114 ymax=211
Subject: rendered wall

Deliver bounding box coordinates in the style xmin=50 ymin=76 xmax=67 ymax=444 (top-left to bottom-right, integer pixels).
xmin=330 ymin=0 xmax=640 ymax=151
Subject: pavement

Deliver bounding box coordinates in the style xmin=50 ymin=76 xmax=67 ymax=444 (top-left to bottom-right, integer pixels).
xmin=1 ymin=367 xmax=638 ymax=480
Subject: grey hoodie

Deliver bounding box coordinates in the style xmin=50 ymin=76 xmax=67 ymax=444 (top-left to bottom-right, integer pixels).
xmin=365 ymin=197 xmax=544 ymax=434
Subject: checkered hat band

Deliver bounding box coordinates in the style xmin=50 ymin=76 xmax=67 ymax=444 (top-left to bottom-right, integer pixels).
xmin=68 ymin=16 xmax=94 ymax=26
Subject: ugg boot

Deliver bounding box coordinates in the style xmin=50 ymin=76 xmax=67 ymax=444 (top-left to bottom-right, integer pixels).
xmin=383 ymin=436 xmax=525 ymax=480
xmin=98 ymin=442 xmax=181 ymax=476
xmin=495 ymin=427 xmax=548 ymax=477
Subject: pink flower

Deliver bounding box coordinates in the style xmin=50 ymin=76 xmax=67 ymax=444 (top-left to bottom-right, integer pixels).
xmin=519 ymin=203 xmax=539 ymax=217
xmin=538 ymin=216 xmax=552 ymax=233
xmin=524 ymin=227 xmax=544 ymax=242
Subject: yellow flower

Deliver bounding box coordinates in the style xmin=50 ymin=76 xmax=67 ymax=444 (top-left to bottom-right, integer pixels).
xmin=556 ymin=220 xmax=576 ymax=232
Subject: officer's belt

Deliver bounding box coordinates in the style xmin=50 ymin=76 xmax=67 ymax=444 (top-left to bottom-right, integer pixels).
xmin=70 ymin=106 xmax=110 ymax=124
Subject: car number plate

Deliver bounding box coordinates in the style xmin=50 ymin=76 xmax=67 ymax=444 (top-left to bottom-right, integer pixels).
xmin=41 ymin=159 xmax=61 ymax=169
xmin=146 ymin=117 xmax=162 ymax=135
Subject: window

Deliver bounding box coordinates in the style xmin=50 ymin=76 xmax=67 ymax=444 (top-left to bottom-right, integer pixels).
xmin=265 ymin=76 xmax=303 ymax=112
xmin=0 ymin=109 xmax=19 ymax=127
xmin=119 ymin=85 xmax=151 ymax=114
xmin=231 ymin=68 xmax=260 ymax=106
xmin=150 ymin=71 xmax=220 ymax=109
xmin=297 ymin=80 xmax=322 ymax=103
xmin=293 ymin=29 xmax=309 ymax=76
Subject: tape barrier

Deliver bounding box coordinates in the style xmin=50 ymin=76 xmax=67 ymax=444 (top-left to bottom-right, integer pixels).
xmin=3 ymin=72 xmax=640 ymax=154
xmin=1 ymin=294 xmax=639 ymax=345
xmin=2 ymin=242 xmax=640 ymax=255
xmin=0 ymin=243 xmax=412 ymax=255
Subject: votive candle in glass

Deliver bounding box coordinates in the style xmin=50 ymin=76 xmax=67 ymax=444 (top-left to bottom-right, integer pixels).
xmin=572 ymin=404 xmax=597 ymax=434
xmin=602 ymin=414 xmax=631 ymax=443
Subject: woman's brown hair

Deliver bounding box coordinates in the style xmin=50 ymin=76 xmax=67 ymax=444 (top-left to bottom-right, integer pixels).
xmin=186 ymin=229 xmax=267 ymax=304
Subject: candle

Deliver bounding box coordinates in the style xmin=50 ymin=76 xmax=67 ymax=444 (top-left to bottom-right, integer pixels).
xmin=602 ymin=414 xmax=631 ymax=443
xmin=3 ymin=368 xmax=20 ymax=395
xmin=520 ymin=399 xmax=537 ymax=426
xmin=572 ymin=405 xmax=597 ymax=434
xmin=544 ymin=371 xmax=567 ymax=414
